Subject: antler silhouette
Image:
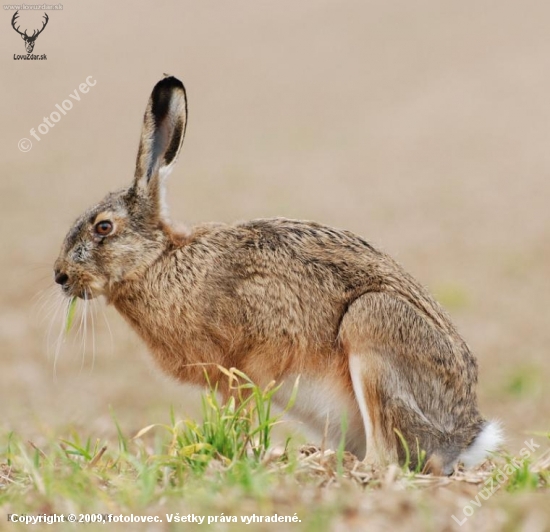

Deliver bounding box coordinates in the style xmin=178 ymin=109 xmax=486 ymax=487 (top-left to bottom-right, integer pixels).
xmin=31 ymin=12 xmax=49 ymax=39
xmin=11 ymin=11 xmax=26 ymax=37
xmin=11 ymin=11 xmax=49 ymax=53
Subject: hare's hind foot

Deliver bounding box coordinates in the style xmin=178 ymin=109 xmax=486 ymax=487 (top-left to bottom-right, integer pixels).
xmin=342 ymin=292 xmax=494 ymax=473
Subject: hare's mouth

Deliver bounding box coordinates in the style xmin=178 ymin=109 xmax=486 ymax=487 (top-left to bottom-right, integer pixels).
xmin=75 ymin=289 xmax=96 ymax=300
xmin=75 ymin=288 xmax=101 ymax=300
xmin=61 ymin=283 xmax=100 ymax=300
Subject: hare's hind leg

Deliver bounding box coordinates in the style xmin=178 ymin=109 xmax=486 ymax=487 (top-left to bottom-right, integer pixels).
xmin=341 ymin=292 xmax=483 ymax=472
xmin=348 ymin=351 xmax=398 ymax=467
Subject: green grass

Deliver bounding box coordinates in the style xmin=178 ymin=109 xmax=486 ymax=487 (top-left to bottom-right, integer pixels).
xmin=1 ymin=370 xmax=549 ymax=531
xmin=64 ymin=296 xmax=78 ymax=334
xmin=0 ymin=369 xmax=312 ymax=527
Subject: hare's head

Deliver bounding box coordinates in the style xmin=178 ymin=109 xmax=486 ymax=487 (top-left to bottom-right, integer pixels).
xmin=54 ymin=76 xmax=187 ymax=299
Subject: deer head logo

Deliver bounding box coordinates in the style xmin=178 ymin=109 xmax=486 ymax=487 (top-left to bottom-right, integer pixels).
xmin=11 ymin=11 xmax=49 ymax=54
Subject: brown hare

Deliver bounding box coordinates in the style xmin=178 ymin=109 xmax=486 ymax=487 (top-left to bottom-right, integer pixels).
xmin=54 ymin=76 xmax=502 ymax=473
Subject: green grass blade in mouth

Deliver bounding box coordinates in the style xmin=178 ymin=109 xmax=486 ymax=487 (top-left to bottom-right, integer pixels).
xmin=65 ymin=296 xmax=78 ymax=334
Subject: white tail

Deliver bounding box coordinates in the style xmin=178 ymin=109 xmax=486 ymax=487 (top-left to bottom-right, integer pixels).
xmin=459 ymin=420 xmax=504 ymax=468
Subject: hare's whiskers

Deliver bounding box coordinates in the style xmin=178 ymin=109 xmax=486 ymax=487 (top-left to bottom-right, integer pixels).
xmin=32 ymin=284 xmax=53 ymax=304
xmin=99 ymin=300 xmax=114 ymax=354
xmin=46 ymin=292 xmax=65 ymax=358
xmin=89 ymin=296 xmax=97 ymax=373
xmin=38 ymin=288 xmax=63 ymax=326
xmin=77 ymin=296 xmax=88 ymax=375
xmin=34 ymin=285 xmax=57 ymax=315
xmin=53 ymin=297 xmax=71 ymax=383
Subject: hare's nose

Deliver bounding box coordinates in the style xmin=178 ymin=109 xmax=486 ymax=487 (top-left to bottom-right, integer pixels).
xmin=55 ymin=271 xmax=69 ymax=285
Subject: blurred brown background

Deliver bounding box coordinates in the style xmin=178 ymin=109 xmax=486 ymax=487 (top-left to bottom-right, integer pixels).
xmin=1 ymin=1 xmax=548 ymax=451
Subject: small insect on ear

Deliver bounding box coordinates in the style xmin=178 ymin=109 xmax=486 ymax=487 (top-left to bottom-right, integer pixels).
xmin=133 ymin=76 xmax=188 ymax=203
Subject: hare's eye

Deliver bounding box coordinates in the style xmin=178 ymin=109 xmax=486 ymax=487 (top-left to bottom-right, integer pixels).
xmin=95 ymin=220 xmax=113 ymax=236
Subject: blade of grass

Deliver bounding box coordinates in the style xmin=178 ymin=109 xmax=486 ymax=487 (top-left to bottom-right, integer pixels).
xmin=65 ymin=296 xmax=78 ymax=334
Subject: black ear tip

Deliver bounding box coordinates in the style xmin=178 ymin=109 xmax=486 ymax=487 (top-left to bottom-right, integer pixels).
xmin=154 ymin=75 xmax=185 ymax=95
xmin=150 ymin=75 xmax=187 ymax=129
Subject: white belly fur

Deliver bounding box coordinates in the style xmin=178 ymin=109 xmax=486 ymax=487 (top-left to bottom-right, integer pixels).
xmin=274 ymin=374 xmax=366 ymax=457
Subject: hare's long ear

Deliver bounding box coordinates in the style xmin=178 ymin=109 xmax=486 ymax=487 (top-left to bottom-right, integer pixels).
xmin=133 ymin=76 xmax=187 ymax=217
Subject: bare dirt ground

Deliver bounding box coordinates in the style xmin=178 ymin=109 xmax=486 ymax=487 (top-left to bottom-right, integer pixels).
xmin=1 ymin=0 xmax=549 ymax=529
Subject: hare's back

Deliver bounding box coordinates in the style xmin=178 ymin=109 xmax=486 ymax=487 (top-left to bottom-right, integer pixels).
xmin=178 ymin=218 xmax=396 ymax=345
xmin=202 ymin=217 xmax=387 ymax=294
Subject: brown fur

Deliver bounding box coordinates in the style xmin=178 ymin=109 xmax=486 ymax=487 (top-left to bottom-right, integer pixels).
xmin=54 ymin=75 xmax=495 ymax=472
